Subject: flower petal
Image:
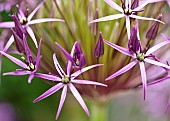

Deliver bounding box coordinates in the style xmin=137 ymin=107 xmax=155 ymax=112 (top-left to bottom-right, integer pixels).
xmin=3 ymin=70 xmax=30 ymax=76
xmin=56 ymin=85 xmax=67 ymax=120
xmin=129 ymin=15 xmax=165 ymax=24
xmin=134 ymin=0 xmax=164 ymax=11
xmin=0 ymin=51 xmax=27 ymax=69
xmin=148 ymin=76 xmax=170 ymax=86
xmin=104 ymin=0 xmax=123 ymax=12
xmin=28 ymin=73 xmax=35 ymax=83
xmin=55 ymin=41 xmax=74 ymax=65
xmin=3 ymin=35 xmax=15 ymax=52
xmin=26 ymin=26 xmax=38 ymax=48
xmin=125 ymin=16 xmax=131 ymax=39
xmin=33 ymin=83 xmax=64 ymax=103
xmin=146 ymin=40 xmax=170 ymax=56
xmin=53 ymin=53 xmax=66 ymax=77
xmin=27 ymin=0 xmax=46 ymax=21
xmin=72 ymin=79 xmax=107 ymax=87
xmin=68 ymin=83 xmax=90 ymax=116
xmin=67 ymin=42 xmax=76 ymax=75
xmin=139 ymin=62 xmax=147 ymax=100
xmin=25 ymin=26 xmax=38 ymax=48
xmin=89 ymin=14 xmax=124 ymax=24
xmin=28 ymin=18 xmax=64 ymax=25
xmin=35 ymin=73 xmax=61 ymax=81
xmin=104 ymin=39 xmax=134 ymax=57
xmin=144 ymin=58 xmax=170 ymax=69
xmin=0 ymin=22 xmax=15 ymax=28
xmin=71 ymin=64 xmax=103 ymax=79
xmin=105 ymin=61 xmax=137 ymax=80
xmin=35 ymin=39 xmax=42 ymax=70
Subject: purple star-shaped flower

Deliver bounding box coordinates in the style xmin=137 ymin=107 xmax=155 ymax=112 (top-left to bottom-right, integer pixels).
xmin=33 ymin=53 xmax=107 ymax=120
xmin=0 ymin=34 xmax=42 ymax=83
xmin=0 ymin=0 xmax=64 ymax=48
xmin=104 ymin=24 xmax=170 ymax=99
xmin=89 ymin=0 xmax=164 ymax=39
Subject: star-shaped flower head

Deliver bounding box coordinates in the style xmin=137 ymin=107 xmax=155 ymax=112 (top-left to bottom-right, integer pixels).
xmin=34 ymin=53 xmax=107 ymax=120
xmin=104 ymin=23 xmax=170 ymax=99
xmin=89 ymin=0 xmax=164 ymax=39
xmin=0 ymin=34 xmax=42 ymax=83
xmin=0 ymin=0 xmax=64 ymax=49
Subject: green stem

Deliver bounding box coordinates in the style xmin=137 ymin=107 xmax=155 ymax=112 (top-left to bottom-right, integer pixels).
xmin=90 ymin=102 xmax=109 ymax=121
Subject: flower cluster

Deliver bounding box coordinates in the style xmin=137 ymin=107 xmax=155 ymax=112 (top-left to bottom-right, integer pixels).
xmin=0 ymin=0 xmax=170 ymax=120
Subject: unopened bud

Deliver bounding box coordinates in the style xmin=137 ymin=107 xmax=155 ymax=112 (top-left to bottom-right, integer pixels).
xmin=146 ymin=14 xmax=162 ymax=40
xmin=94 ymin=32 xmax=104 ymax=58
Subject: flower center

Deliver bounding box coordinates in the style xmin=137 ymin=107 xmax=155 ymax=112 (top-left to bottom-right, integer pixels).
xmin=27 ymin=63 xmax=35 ymax=71
xmin=61 ymin=75 xmax=70 ymax=83
xmin=137 ymin=53 xmax=145 ymax=61
xmin=20 ymin=17 xmax=27 ymax=25
xmin=124 ymin=7 xmax=132 ymax=15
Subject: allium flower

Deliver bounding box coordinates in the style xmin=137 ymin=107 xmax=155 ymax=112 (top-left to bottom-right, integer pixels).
xmin=33 ymin=53 xmax=107 ymax=120
xmin=89 ymin=0 xmax=164 ymax=39
xmin=0 ymin=35 xmax=42 ymax=83
xmin=104 ymin=24 xmax=170 ymax=99
xmin=0 ymin=0 xmax=64 ymax=48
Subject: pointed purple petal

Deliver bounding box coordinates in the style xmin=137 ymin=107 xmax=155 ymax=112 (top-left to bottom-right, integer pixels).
xmin=28 ymin=18 xmax=64 ymax=25
xmin=0 ymin=51 xmax=27 ymax=68
xmin=28 ymin=73 xmax=34 ymax=83
xmin=129 ymin=15 xmax=165 ymax=24
xmin=23 ymin=34 xmax=32 ymax=61
xmin=89 ymin=14 xmax=124 ymax=24
xmin=3 ymin=70 xmax=30 ymax=76
xmin=0 ymin=22 xmax=14 ymax=28
xmin=27 ymin=0 xmax=46 ymax=21
xmin=67 ymin=42 xmax=76 ymax=75
xmin=35 ymin=73 xmax=61 ymax=82
xmin=26 ymin=26 xmax=38 ymax=48
xmin=33 ymin=83 xmax=64 ymax=103
xmin=144 ymin=58 xmax=170 ymax=69
xmin=104 ymin=0 xmax=123 ymax=12
xmin=125 ymin=16 xmax=131 ymax=39
xmin=139 ymin=62 xmax=147 ymax=100
xmin=134 ymin=0 xmax=164 ymax=11
xmin=55 ymin=41 xmax=74 ymax=65
xmin=3 ymin=35 xmax=14 ymax=52
xmin=105 ymin=61 xmax=137 ymax=80
xmin=146 ymin=40 xmax=170 ymax=56
xmin=36 ymin=39 xmax=42 ymax=70
xmin=148 ymin=76 xmax=170 ymax=86
xmin=56 ymin=85 xmax=67 ymax=120
xmin=68 ymin=83 xmax=90 ymax=116
xmin=104 ymin=39 xmax=134 ymax=57
xmin=71 ymin=64 xmax=103 ymax=79
xmin=53 ymin=53 xmax=66 ymax=77
xmin=72 ymin=79 xmax=107 ymax=87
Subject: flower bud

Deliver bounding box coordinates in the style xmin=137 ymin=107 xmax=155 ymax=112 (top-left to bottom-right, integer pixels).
xmin=94 ymin=32 xmax=104 ymax=58
xmin=146 ymin=14 xmax=162 ymax=40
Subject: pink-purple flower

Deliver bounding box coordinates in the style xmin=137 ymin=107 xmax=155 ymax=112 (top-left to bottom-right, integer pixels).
xmin=89 ymin=0 xmax=164 ymax=39
xmin=104 ymin=24 xmax=170 ymax=99
xmin=33 ymin=42 xmax=107 ymax=120
xmin=0 ymin=35 xmax=42 ymax=83
xmin=0 ymin=0 xmax=64 ymax=49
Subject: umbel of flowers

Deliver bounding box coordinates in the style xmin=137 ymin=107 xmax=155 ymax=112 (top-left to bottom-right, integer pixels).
xmin=0 ymin=0 xmax=170 ymax=120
